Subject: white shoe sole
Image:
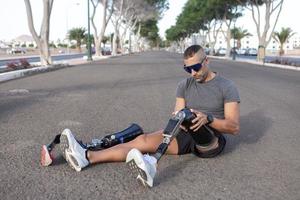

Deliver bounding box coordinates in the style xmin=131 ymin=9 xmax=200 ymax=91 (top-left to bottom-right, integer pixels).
xmin=59 ymin=133 xmax=69 ymax=160
xmin=126 ymin=149 xmax=153 ymax=187
xmin=65 ymin=149 xmax=82 ymax=172
xmin=60 ymin=131 xmax=82 ymax=172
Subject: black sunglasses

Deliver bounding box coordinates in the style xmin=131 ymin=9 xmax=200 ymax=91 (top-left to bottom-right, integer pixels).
xmin=183 ymin=56 xmax=206 ymax=73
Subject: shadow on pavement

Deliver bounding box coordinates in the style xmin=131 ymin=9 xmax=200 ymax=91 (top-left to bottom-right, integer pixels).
xmin=224 ymin=109 xmax=273 ymax=154
xmin=0 ymin=94 xmax=39 ymax=121
xmin=155 ymin=156 xmax=195 ymax=186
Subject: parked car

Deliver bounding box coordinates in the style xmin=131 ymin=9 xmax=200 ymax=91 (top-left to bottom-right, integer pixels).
xmin=204 ymin=48 xmax=215 ymax=55
xmin=216 ymin=48 xmax=226 ymax=56
xmin=230 ymin=47 xmax=238 ymax=55
xmin=237 ymin=48 xmax=248 ymax=55
xmin=6 ymin=48 xmax=26 ymax=54
xmin=101 ymin=47 xmax=112 ymax=55
xmin=91 ymin=47 xmax=96 ymax=54
xmin=204 ymin=48 xmax=210 ymax=55
xmin=247 ymin=48 xmax=257 ymax=56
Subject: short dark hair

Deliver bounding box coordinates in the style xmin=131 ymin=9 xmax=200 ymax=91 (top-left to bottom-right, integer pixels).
xmin=183 ymin=45 xmax=204 ymax=59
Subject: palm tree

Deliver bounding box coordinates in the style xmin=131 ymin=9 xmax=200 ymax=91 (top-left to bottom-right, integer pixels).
xmin=68 ymin=27 xmax=86 ymax=52
xmin=273 ymin=27 xmax=296 ymax=56
xmin=231 ymin=27 xmax=252 ymax=49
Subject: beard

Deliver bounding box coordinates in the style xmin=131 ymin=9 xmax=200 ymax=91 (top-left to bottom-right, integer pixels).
xmin=195 ymin=70 xmax=209 ymax=83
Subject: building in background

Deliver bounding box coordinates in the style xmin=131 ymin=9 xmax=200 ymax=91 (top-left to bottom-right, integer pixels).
xmin=183 ymin=30 xmax=300 ymax=56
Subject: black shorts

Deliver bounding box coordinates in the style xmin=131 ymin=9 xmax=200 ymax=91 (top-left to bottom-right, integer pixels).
xmin=175 ymin=127 xmax=226 ymax=158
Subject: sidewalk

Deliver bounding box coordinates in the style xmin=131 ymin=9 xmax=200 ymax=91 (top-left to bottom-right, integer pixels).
xmin=0 ymin=52 xmax=80 ymax=61
xmin=0 ymin=54 xmax=121 ymax=83
xmin=208 ymin=55 xmax=300 ymax=71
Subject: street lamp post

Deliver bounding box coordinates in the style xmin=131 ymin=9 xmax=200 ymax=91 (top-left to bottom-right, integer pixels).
xmin=87 ymin=0 xmax=92 ymax=61
xmin=232 ymin=18 xmax=237 ymax=61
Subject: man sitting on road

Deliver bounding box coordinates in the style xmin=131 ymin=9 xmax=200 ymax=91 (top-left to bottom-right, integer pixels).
xmin=59 ymin=45 xmax=240 ymax=187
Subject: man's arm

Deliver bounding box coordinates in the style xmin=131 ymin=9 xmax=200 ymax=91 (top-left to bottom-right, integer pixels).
xmin=190 ymin=102 xmax=240 ymax=135
xmin=174 ymin=97 xmax=185 ymax=113
xmin=173 ymin=97 xmax=189 ymax=131
xmin=209 ymin=102 xmax=240 ymax=135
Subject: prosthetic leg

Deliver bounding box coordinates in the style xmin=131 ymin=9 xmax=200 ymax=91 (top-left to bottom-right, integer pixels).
xmin=40 ymin=123 xmax=143 ymax=166
xmin=126 ymin=108 xmax=200 ymax=187
xmin=153 ymin=108 xmax=216 ymax=161
xmin=152 ymin=108 xmax=196 ymax=161
xmin=87 ymin=123 xmax=144 ymax=150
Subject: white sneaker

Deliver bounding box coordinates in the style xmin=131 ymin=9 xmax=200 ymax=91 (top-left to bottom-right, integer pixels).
xmin=60 ymin=129 xmax=89 ymax=172
xmin=126 ymin=148 xmax=157 ymax=187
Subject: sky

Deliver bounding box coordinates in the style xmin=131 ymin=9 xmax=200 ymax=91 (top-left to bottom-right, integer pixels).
xmin=0 ymin=0 xmax=299 ymax=41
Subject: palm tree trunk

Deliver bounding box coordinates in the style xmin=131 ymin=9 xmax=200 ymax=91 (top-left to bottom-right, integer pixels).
xmin=237 ymin=39 xmax=241 ymax=49
xmin=279 ymin=44 xmax=284 ymax=56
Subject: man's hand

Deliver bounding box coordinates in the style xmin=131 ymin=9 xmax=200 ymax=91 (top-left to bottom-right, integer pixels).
xmin=190 ymin=109 xmax=208 ymax=132
xmin=172 ymin=111 xmax=179 ymax=116
xmin=172 ymin=111 xmax=188 ymax=132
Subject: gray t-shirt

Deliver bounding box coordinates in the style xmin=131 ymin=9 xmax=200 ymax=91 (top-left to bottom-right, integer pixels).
xmin=176 ymin=74 xmax=240 ymax=119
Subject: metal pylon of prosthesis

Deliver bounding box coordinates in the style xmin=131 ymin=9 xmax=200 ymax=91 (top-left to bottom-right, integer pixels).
xmin=153 ymin=108 xmax=195 ymax=161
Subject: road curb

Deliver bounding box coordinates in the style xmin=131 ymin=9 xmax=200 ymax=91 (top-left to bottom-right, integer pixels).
xmin=208 ymin=55 xmax=300 ymax=71
xmin=0 ymin=64 xmax=69 ymax=83
xmin=0 ymin=54 xmax=126 ymax=83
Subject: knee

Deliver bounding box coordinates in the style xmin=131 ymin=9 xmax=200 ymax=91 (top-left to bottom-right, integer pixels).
xmin=134 ymin=134 xmax=148 ymax=145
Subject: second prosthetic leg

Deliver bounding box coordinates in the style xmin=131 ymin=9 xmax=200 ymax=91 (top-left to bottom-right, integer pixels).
xmin=86 ymin=123 xmax=144 ymax=150
xmin=41 ymin=123 xmax=144 ymax=166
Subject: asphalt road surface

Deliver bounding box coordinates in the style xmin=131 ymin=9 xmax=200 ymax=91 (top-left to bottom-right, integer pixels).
xmin=0 ymin=51 xmax=299 ymax=200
